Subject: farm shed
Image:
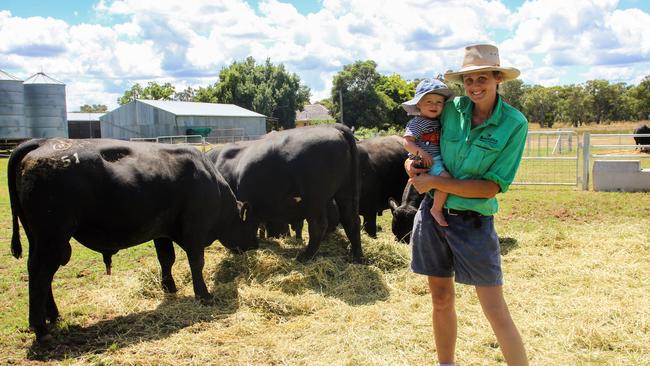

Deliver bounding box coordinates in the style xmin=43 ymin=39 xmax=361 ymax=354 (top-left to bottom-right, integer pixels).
xmin=67 ymin=112 xmax=103 ymax=138
xmin=295 ymin=103 xmax=335 ymax=127
xmin=99 ymin=100 xmax=267 ymax=140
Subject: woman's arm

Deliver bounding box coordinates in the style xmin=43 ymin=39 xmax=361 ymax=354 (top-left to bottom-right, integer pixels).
xmin=405 ymin=159 xmax=499 ymax=198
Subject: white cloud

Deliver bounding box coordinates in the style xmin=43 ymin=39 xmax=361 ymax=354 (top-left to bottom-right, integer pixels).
xmin=1 ymin=0 xmax=649 ymax=111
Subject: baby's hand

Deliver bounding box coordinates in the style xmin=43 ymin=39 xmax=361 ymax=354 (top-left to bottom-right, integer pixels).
xmin=419 ymin=151 xmax=433 ymax=168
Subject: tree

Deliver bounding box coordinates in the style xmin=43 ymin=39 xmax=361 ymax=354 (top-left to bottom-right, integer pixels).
xmin=585 ymin=80 xmax=618 ymax=124
xmin=626 ymin=76 xmax=650 ymax=120
xmin=521 ymin=85 xmax=560 ymax=127
xmin=500 ymin=79 xmax=524 ymax=111
xmin=118 ymin=82 xmax=176 ymax=105
xmin=556 ymin=84 xmax=592 ymax=127
xmin=79 ymin=104 xmax=108 ymax=113
xmin=200 ymin=57 xmax=310 ymax=129
xmin=376 ymin=74 xmax=415 ymax=127
xmin=173 ymin=86 xmax=196 ymax=102
xmin=330 ymin=60 xmax=391 ymax=128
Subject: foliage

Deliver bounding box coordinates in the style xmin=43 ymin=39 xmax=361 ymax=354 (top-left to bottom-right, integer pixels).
xmin=499 ymin=79 xmax=524 ymax=111
xmin=376 ymin=74 xmax=416 ymax=127
xmin=200 ymin=57 xmax=310 ymax=129
xmin=353 ymin=125 xmax=404 ymax=140
xmin=173 ymin=86 xmax=196 ymax=102
xmin=330 ymin=60 xmax=392 ymax=129
xmin=79 ymin=104 xmax=108 ymax=113
xmin=117 ymin=82 xmax=176 ymax=105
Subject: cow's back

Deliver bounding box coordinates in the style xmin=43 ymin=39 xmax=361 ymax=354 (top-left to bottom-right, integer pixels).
xmin=14 ymin=138 xmax=237 ymax=249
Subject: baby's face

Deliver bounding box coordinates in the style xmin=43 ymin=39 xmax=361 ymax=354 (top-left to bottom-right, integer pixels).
xmin=416 ymin=93 xmax=445 ymax=119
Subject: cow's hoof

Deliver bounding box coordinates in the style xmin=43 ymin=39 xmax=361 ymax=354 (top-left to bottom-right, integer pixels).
xmin=296 ymin=252 xmax=314 ymax=263
xmin=352 ymin=256 xmax=366 ymax=264
xmin=35 ymin=332 xmax=54 ymax=344
xmin=196 ymin=295 xmax=215 ymax=305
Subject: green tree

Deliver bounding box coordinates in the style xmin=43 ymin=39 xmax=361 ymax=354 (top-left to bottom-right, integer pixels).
xmin=79 ymin=104 xmax=108 ymax=113
xmin=585 ymin=79 xmax=618 ymax=123
xmin=330 ymin=60 xmax=390 ymax=128
xmin=556 ymin=84 xmax=592 ymax=127
xmin=201 ymin=57 xmax=309 ymax=129
xmin=521 ymin=85 xmax=560 ymax=127
xmin=500 ymin=79 xmax=524 ymax=111
xmin=625 ymin=76 xmax=650 ymax=120
xmin=376 ymin=74 xmax=415 ymax=127
xmin=118 ymin=82 xmax=176 ymax=105
xmin=117 ymin=83 xmax=144 ymax=105
xmin=174 ymin=86 xmax=196 ymax=102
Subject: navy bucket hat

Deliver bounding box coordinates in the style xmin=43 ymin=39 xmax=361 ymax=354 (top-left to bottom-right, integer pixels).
xmin=401 ymin=78 xmax=453 ymax=116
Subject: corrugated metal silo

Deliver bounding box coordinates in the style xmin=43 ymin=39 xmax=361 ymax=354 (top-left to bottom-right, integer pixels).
xmin=0 ymin=70 xmax=28 ymax=139
xmin=24 ymin=72 xmax=68 ymax=138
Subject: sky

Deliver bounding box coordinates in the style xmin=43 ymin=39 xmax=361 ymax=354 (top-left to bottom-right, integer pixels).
xmin=1 ymin=0 xmax=650 ymax=112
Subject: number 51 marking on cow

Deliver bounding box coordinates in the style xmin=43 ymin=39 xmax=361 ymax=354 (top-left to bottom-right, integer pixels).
xmin=61 ymin=152 xmax=80 ymax=166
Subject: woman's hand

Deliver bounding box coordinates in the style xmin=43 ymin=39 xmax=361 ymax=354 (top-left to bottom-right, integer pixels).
xmin=404 ymin=158 xmax=429 ymax=178
xmin=408 ymin=173 xmax=436 ymax=194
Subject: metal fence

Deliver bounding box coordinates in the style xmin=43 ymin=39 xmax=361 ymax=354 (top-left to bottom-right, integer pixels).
xmin=513 ymin=130 xmax=580 ymax=186
xmin=580 ymin=132 xmax=650 ymax=190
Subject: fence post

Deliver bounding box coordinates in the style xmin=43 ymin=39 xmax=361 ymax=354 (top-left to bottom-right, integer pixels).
xmin=582 ymin=132 xmax=590 ymax=191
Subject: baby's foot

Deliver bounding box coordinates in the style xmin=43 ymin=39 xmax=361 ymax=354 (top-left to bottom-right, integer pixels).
xmin=430 ymin=208 xmax=448 ymax=227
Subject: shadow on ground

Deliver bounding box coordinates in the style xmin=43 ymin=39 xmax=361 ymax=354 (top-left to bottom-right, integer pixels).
xmin=27 ymin=291 xmax=238 ymax=361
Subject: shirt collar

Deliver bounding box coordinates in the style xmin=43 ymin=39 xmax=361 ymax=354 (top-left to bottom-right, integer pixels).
xmin=459 ymin=95 xmax=504 ymax=127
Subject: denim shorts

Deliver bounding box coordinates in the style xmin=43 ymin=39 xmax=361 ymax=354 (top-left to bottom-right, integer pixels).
xmin=410 ymin=195 xmax=503 ymax=286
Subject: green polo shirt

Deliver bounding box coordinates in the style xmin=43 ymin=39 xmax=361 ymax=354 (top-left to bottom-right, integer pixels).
xmin=440 ymin=95 xmax=528 ymax=215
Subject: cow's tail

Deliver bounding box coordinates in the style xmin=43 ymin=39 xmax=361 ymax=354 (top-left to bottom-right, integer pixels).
xmin=335 ymin=124 xmax=360 ymax=204
xmin=8 ymin=139 xmax=44 ymax=259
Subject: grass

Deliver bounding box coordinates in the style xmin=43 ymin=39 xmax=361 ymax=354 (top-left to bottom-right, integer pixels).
xmin=1 ymin=144 xmax=649 ymax=364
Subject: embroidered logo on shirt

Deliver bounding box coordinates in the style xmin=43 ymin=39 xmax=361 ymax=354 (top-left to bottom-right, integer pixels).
xmin=421 ymin=131 xmax=440 ymax=145
xmin=479 ymin=134 xmax=498 ymax=145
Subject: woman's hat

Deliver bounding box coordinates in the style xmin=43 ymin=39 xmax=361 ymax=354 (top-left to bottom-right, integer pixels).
xmin=444 ymin=44 xmax=520 ymax=84
xmin=401 ymin=78 xmax=453 ymax=116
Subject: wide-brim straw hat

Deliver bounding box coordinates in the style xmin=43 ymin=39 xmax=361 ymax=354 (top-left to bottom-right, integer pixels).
xmin=401 ymin=78 xmax=453 ymax=116
xmin=444 ymin=44 xmax=520 ymax=84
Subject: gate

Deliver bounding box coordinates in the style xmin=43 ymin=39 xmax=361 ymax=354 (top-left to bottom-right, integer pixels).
xmin=513 ymin=130 xmax=580 ymax=186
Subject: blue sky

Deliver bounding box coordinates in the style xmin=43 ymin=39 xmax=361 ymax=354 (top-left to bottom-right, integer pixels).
xmin=1 ymin=0 xmax=649 ymax=110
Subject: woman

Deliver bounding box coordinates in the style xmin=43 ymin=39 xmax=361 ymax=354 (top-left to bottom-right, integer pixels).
xmin=406 ymin=44 xmax=529 ymax=365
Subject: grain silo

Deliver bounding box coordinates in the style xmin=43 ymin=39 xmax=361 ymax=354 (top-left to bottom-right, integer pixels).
xmin=23 ymin=72 xmax=68 ymax=138
xmin=0 ymin=70 xmax=28 ymax=139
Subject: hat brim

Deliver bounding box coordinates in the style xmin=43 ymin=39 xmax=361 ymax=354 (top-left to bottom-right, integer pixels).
xmin=444 ymin=66 xmax=520 ymax=84
xmin=401 ymin=89 xmax=454 ymax=116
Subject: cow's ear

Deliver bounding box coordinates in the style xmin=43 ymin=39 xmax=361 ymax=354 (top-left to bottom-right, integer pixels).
xmin=388 ymin=197 xmax=399 ymax=211
xmin=239 ymin=201 xmax=251 ymax=221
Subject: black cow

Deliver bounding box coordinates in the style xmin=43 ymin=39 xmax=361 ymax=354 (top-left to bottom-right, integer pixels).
xmin=357 ymin=135 xmax=409 ymax=237
xmin=209 ymin=124 xmax=362 ymax=262
xmin=388 ymin=181 xmax=425 ymax=243
xmin=9 ymin=138 xmax=248 ymax=341
xmin=634 ymin=124 xmax=650 ymax=152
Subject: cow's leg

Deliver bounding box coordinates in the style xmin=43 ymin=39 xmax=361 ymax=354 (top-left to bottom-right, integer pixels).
xmin=291 ymin=220 xmax=304 ymax=240
xmin=362 ymin=214 xmax=378 ymax=238
xmin=154 ymin=238 xmax=177 ymax=293
xmin=334 ymin=193 xmax=363 ymax=263
xmin=45 ymin=285 xmax=59 ymax=324
xmin=183 ymin=245 xmax=211 ymax=302
xmin=27 ymin=251 xmax=61 ymax=341
xmin=296 ymin=207 xmax=327 ymax=262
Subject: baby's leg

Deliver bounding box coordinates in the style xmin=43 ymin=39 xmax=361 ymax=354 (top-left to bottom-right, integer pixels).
xmin=430 ymin=171 xmax=451 ymax=227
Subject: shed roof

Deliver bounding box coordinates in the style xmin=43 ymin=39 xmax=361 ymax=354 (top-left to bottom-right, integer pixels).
xmin=296 ymin=104 xmax=334 ymax=121
xmin=67 ymin=112 xmax=105 ymax=121
xmin=138 ymin=99 xmax=266 ymax=117
xmin=0 ymin=69 xmax=21 ymax=81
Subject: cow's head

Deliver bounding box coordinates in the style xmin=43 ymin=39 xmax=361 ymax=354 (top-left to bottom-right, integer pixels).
xmin=389 ymin=197 xmax=417 ymax=243
xmin=219 ymin=201 xmax=260 ymax=252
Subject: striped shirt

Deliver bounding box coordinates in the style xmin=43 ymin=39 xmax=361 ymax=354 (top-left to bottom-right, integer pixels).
xmin=404 ymin=116 xmax=442 ymax=158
